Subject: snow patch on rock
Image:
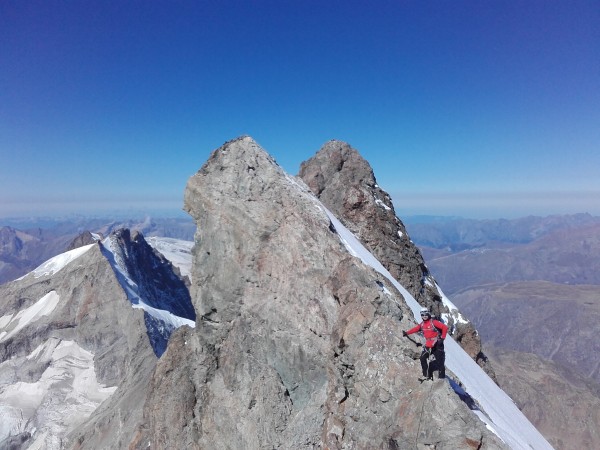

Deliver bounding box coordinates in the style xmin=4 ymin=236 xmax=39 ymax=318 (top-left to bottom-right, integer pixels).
xmin=146 ymin=236 xmax=193 ymax=280
xmin=31 ymin=244 xmax=94 ymax=278
xmin=0 ymin=339 xmax=117 ymax=448
xmin=0 ymin=291 xmax=60 ymax=343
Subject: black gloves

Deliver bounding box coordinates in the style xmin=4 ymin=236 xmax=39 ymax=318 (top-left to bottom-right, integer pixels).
xmin=402 ymin=331 xmax=407 ymax=337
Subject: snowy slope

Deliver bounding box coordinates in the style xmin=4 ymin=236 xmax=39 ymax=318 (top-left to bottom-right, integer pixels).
xmin=101 ymin=235 xmax=195 ymax=331
xmin=324 ymin=208 xmax=553 ymax=450
xmin=146 ymin=236 xmax=193 ymax=279
xmin=100 ymin=234 xmax=195 ymax=356
xmin=0 ymin=291 xmax=60 ymax=343
xmin=14 ymin=244 xmax=95 ymax=280
xmin=0 ymin=339 xmax=117 ymax=448
xmin=1 ymin=254 xmax=117 ymax=449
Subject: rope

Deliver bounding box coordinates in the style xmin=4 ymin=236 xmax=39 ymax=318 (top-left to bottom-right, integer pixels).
xmin=414 ymin=351 xmax=434 ymax=449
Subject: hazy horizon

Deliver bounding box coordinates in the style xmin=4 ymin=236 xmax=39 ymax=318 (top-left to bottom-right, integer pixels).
xmin=1 ymin=191 xmax=598 ymax=224
xmin=2 ymin=2 xmax=599 ymax=221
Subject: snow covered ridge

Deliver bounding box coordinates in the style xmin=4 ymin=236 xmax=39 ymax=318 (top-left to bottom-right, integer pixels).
xmin=11 ymin=235 xmax=195 ymax=357
xmin=375 ymin=198 xmax=391 ymax=211
xmin=100 ymin=234 xmax=195 ymax=356
xmin=438 ymin=284 xmax=469 ymax=326
xmin=322 ymin=207 xmax=553 ymax=450
xmin=101 ymin=234 xmax=194 ymax=329
xmin=16 ymin=244 xmax=95 ymax=279
xmin=423 ymin=275 xmax=469 ymax=326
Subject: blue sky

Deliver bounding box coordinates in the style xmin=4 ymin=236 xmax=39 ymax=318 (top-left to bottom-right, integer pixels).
xmin=1 ymin=0 xmax=599 ymax=219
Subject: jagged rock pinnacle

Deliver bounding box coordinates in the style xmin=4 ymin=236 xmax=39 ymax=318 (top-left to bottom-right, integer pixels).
xmin=299 ymin=139 xmax=496 ymax=377
xmin=135 ymin=136 xmax=506 ymax=449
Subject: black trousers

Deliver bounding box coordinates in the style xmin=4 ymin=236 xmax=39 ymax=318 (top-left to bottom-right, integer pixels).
xmin=420 ymin=341 xmax=445 ymax=378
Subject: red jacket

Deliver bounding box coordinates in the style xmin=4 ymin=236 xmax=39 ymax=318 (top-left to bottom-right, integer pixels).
xmin=406 ymin=318 xmax=448 ymax=348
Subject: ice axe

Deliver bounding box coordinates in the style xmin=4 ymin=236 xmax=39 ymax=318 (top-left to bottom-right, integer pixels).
xmin=402 ymin=331 xmax=422 ymax=347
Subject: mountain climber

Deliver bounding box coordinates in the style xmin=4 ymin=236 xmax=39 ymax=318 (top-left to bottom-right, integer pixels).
xmin=403 ymin=308 xmax=448 ymax=381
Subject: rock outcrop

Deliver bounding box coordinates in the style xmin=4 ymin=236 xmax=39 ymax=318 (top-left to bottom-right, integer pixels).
xmin=132 ymin=137 xmax=505 ymax=449
xmin=66 ymin=231 xmax=99 ymax=251
xmin=299 ymin=140 xmax=495 ymax=375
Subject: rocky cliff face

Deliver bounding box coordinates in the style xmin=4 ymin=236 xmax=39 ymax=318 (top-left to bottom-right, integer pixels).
xmin=99 ymin=228 xmax=196 ymax=356
xmin=298 ymin=141 xmax=427 ymax=303
xmin=131 ymin=137 xmax=505 ymax=449
xmin=298 ymin=140 xmax=494 ymax=374
xmin=66 ymin=231 xmax=99 ymax=251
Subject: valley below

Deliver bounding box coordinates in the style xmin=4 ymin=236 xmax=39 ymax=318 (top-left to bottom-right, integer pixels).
xmin=406 ymin=215 xmax=600 ymax=449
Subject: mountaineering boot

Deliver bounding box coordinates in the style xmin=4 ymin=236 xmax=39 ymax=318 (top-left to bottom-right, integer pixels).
xmin=418 ymin=376 xmax=433 ymax=383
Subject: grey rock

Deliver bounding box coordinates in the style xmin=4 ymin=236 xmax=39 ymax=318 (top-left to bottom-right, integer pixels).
xmin=299 ymin=140 xmax=425 ymax=303
xmin=299 ymin=140 xmax=496 ymax=377
xmin=132 ymin=136 xmax=506 ymax=449
xmin=0 ymin=432 xmax=31 ymax=450
xmin=66 ymin=231 xmax=99 ymax=251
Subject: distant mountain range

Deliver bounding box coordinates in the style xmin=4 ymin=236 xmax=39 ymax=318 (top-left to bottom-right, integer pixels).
xmin=404 ymin=213 xmax=600 ymax=450
xmin=0 ymin=217 xmax=195 ymax=285
xmin=404 ymin=213 xmax=600 ymax=252
xmin=405 ymin=213 xmax=600 ymax=294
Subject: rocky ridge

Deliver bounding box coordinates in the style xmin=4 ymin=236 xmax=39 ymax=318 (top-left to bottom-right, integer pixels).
xmin=130 ymin=136 xmax=506 ymax=449
xmin=298 ymin=140 xmax=494 ymax=375
xmin=0 ymin=136 xmax=553 ymax=449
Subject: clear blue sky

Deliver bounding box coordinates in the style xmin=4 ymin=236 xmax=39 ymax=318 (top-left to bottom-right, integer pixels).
xmin=1 ymin=0 xmax=599 ymax=219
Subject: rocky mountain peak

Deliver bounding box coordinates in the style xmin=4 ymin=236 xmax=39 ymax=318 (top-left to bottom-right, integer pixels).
xmin=299 ymin=139 xmax=376 ymax=196
xmin=299 ymin=140 xmax=496 ymax=376
xmin=0 ymin=137 xmax=552 ymax=449
xmin=66 ymin=231 xmax=99 ymax=251
xmin=0 ymin=240 xmax=156 ymax=449
xmin=299 ymin=140 xmax=431 ymax=305
xmin=133 ymin=136 xmax=508 ymax=449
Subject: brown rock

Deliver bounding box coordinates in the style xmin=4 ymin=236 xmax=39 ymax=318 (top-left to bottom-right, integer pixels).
xmin=298 ymin=139 xmax=496 ymax=378
xmin=132 ymin=137 xmax=506 ymax=449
